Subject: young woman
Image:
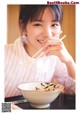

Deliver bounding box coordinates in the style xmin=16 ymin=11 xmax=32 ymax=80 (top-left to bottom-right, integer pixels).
xmin=5 ymin=5 xmax=75 ymax=100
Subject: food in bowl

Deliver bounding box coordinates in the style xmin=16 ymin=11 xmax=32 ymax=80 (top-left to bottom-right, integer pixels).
xmin=18 ymin=82 xmax=64 ymax=108
xmin=35 ymin=82 xmax=60 ymax=91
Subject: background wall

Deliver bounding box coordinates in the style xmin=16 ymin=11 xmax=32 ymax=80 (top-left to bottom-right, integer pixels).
xmin=7 ymin=5 xmax=75 ymax=61
xmin=7 ymin=5 xmax=20 ymax=43
xmin=61 ymin=5 xmax=75 ymax=61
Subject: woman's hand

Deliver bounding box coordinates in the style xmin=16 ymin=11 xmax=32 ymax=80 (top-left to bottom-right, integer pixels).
xmin=44 ymin=38 xmax=75 ymax=79
xmin=12 ymin=104 xmax=22 ymax=110
xmin=44 ymin=39 xmax=72 ymax=63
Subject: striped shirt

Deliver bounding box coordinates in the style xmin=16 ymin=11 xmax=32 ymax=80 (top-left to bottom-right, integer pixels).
xmin=5 ymin=37 xmax=75 ymax=98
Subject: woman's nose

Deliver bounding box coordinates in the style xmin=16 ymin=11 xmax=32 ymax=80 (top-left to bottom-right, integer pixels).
xmin=42 ymin=27 xmax=53 ymax=39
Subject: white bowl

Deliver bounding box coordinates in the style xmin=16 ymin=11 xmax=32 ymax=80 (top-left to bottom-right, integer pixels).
xmin=18 ymin=82 xmax=64 ymax=108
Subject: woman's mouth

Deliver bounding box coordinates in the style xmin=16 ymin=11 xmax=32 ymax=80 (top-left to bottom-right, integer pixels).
xmin=37 ymin=39 xmax=44 ymax=44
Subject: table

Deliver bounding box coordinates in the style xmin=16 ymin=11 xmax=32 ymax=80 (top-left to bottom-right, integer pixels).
xmin=5 ymin=93 xmax=75 ymax=109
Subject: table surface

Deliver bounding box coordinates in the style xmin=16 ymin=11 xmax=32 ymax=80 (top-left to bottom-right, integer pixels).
xmin=5 ymin=93 xmax=75 ymax=109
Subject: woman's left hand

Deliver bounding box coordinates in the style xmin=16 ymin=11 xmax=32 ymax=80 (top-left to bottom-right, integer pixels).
xmin=12 ymin=104 xmax=22 ymax=110
xmin=43 ymin=39 xmax=73 ymax=63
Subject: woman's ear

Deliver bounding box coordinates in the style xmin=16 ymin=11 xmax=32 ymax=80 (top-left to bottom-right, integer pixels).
xmin=19 ymin=20 xmax=27 ymax=35
xmin=19 ymin=20 xmax=27 ymax=44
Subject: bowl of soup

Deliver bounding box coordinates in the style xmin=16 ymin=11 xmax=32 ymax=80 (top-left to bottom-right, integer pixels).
xmin=18 ymin=82 xmax=64 ymax=108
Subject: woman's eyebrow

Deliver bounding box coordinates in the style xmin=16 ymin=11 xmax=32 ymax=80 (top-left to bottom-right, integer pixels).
xmin=52 ymin=20 xmax=59 ymax=22
xmin=32 ymin=20 xmax=43 ymax=22
xmin=32 ymin=19 xmax=59 ymax=22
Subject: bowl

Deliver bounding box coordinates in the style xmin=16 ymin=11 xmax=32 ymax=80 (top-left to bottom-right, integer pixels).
xmin=17 ymin=82 xmax=64 ymax=108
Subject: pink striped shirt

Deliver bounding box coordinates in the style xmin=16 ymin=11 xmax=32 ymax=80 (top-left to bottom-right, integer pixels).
xmin=5 ymin=37 xmax=75 ymax=98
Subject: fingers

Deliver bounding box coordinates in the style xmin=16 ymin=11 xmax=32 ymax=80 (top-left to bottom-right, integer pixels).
xmin=43 ymin=39 xmax=63 ymax=51
xmin=48 ymin=39 xmax=63 ymax=45
xmin=42 ymin=38 xmax=65 ymax=56
xmin=45 ymin=50 xmax=59 ymax=56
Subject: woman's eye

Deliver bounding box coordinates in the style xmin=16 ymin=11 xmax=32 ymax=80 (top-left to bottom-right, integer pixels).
xmin=33 ymin=24 xmax=42 ymax=26
xmin=52 ymin=24 xmax=59 ymax=27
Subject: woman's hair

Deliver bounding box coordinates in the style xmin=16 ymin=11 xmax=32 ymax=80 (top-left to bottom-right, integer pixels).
xmin=19 ymin=5 xmax=63 ymax=27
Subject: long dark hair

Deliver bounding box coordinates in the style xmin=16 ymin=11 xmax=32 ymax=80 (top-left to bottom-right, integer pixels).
xmin=19 ymin=5 xmax=63 ymax=27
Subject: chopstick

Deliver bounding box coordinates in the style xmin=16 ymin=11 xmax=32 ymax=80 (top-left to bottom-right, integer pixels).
xmin=23 ymin=33 xmax=66 ymax=67
xmin=34 ymin=34 xmax=66 ymax=58
xmin=60 ymin=35 xmax=66 ymax=41
xmin=32 ymin=47 xmax=44 ymax=58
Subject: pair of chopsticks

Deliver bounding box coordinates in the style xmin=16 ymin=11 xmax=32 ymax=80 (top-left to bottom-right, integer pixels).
xmin=23 ymin=32 xmax=66 ymax=67
xmin=32 ymin=34 xmax=66 ymax=59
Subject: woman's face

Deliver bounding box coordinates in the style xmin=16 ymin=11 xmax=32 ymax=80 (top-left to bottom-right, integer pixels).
xmin=24 ymin=7 xmax=61 ymax=54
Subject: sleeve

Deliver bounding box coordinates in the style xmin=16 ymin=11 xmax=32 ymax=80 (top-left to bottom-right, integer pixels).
xmin=53 ymin=57 xmax=75 ymax=94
